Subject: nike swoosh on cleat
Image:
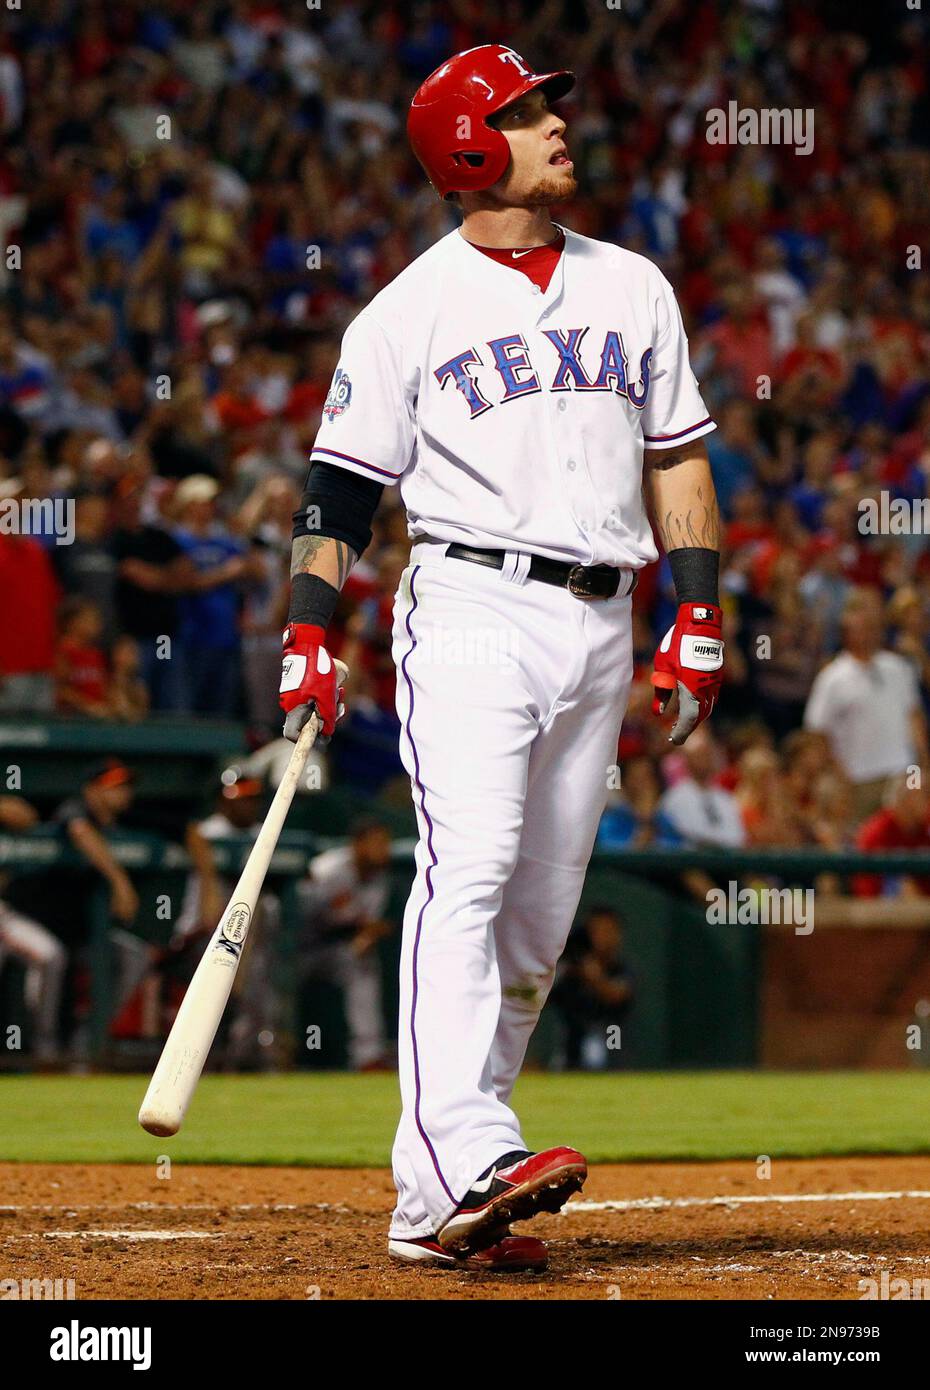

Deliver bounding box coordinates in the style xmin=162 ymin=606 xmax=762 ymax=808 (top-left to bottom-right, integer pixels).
xmin=468 ymin=1167 xmax=501 ymax=1194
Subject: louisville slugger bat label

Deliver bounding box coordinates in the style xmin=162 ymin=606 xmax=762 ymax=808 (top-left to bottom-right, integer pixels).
xmin=215 ymin=903 xmax=251 ymax=961
xmin=222 ymin=903 xmax=251 ymax=943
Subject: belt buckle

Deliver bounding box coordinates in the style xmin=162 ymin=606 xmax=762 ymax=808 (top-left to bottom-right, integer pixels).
xmin=567 ymin=564 xmax=600 ymax=599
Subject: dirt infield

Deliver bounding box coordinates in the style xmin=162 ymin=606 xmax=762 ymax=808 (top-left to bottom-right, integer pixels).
xmin=2 ymin=1157 xmax=930 ymax=1300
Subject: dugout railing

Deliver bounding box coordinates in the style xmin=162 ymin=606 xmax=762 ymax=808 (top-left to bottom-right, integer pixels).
xmin=3 ymin=831 xmax=930 ymax=1070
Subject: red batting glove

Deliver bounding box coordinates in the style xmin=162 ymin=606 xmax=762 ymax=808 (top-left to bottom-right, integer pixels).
xmin=650 ymin=602 xmax=724 ymax=745
xmin=279 ymin=623 xmax=344 ymax=742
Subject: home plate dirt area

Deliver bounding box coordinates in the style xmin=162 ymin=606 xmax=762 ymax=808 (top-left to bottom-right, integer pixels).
xmin=3 ymin=1158 xmax=930 ymax=1300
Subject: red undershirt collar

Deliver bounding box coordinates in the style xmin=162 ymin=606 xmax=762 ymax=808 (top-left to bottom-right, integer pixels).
xmin=466 ymin=228 xmax=566 ymax=294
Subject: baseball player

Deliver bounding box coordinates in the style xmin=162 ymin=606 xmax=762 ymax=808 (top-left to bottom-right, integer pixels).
xmin=0 ymin=797 xmax=67 ymax=1064
xmin=296 ymin=818 xmax=393 ymax=1071
xmin=280 ymin=45 xmax=723 ymax=1273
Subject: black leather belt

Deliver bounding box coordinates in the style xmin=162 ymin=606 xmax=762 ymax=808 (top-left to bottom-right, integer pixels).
xmin=446 ymin=543 xmax=635 ymax=600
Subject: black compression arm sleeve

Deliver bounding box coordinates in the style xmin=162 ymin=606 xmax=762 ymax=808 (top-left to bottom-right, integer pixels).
xmin=289 ymin=572 xmax=339 ymax=628
xmin=668 ymin=547 xmax=720 ymax=606
xmin=292 ymin=461 xmax=384 ymax=559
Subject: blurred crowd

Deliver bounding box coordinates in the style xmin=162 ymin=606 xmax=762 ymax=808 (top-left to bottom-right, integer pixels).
xmin=0 ymin=0 xmax=929 ymax=865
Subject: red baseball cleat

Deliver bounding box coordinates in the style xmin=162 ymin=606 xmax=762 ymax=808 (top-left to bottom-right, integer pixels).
xmin=437 ymin=1146 xmax=587 ymax=1253
xmin=388 ymin=1227 xmax=548 ymax=1272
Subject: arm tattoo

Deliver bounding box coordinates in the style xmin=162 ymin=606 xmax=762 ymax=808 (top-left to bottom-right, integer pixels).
xmin=661 ymin=485 xmax=719 ymax=550
xmin=290 ymin=535 xmax=355 ymax=583
xmin=334 ymin=540 xmax=353 ymax=587
xmin=646 ymin=445 xmax=693 ymax=472
xmin=290 ymin=534 xmax=326 ymax=577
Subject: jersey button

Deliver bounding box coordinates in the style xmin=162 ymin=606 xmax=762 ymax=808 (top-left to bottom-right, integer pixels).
xmin=566 ymin=459 xmax=576 ymax=471
xmin=558 ymin=399 xmax=567 ymax=412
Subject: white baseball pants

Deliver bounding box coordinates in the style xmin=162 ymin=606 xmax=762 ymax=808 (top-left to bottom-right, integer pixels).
xmin=389 ymin=541 xmax=634 ymax=1238
xmin=0 ymin=901 xmax=67 ymax=1058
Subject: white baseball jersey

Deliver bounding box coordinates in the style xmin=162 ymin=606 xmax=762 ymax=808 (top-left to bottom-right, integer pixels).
xmin=312 ymin=225 xmax=715 ymax=568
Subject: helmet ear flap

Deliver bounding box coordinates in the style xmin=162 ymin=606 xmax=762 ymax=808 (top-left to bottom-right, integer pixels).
xmin=409 ymin=93 xmax=511 ymax=199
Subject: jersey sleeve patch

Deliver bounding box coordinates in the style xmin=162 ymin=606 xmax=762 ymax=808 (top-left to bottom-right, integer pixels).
xmin=323 ymin=369 xmax=352 ymax=421
xmin=310 ymin=313 xmax=415 ymax=487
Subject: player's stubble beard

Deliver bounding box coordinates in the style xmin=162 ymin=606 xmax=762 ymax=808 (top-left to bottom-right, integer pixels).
xmin=503 ymin=164 xmax=575 ymax=207
xmin=460 ymin=160 xmax=576 ymax=215
xmin=512 ymin=166 xmax=578 ymax=208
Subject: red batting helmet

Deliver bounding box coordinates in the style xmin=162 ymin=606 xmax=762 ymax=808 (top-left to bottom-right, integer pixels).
xmin=407 ymin=44 xmax=575 ymax=200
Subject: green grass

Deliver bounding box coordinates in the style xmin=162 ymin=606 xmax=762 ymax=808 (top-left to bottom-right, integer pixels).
xmin=1 ymin=1072 xmax=929 ymax=1165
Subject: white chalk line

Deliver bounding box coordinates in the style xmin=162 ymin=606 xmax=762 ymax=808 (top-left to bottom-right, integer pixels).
xmin=3 ymin=1191 xmax=930 ymax=1247
xmin=0 ymin=1202 xmax=305 ymax=1213
xmin=767 ymin=1250 xmax=929 ymax=1264
xmin=616 ymin=1251 xmax=930 ymax=1277
xmin=2 ymin=1191 xmax=929 ymax=1218
xmin=566 ymin=1189 xmax=930 ymax=1214
xmin=12 ymin=1229 xmax=223 ymax=1242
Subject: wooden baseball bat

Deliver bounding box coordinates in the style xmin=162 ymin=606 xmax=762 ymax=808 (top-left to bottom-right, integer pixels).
xmin=138 ymin=668 xmax=346 ymax=1137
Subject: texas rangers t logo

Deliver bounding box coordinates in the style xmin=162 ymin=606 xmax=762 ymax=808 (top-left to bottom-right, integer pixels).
xmin=497 ymin=48 xmax=532 ymax=77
